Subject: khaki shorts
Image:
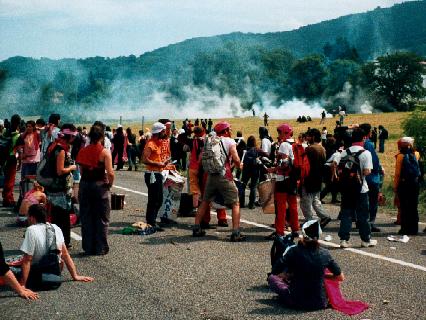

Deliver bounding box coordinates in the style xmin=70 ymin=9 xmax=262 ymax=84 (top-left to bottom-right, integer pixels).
xmin=189 ymin=168 xmax=201 ymax=195
xmin=203 ymin=174 xmax=239 ymax=206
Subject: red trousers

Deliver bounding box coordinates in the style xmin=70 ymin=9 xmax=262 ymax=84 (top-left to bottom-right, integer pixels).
xmin=275 ymin=192 xmax=299 ymax=235
xmin=2 ymin=157 xmax=17 ymax=205
xmin=203 ymin=208 xmax=227 ymax=224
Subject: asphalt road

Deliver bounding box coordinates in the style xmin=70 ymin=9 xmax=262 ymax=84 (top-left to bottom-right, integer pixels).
xmin=1 ymin=170 xmax=425 ymax=320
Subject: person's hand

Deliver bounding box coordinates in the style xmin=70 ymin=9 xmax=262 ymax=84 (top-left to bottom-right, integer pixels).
xmin=18 ymin=287 xmax=39 ymax=300
xmin=70 ymin=164 xmax=77 ymax=171
xmin=381 ymin=168 xmax=385 ymax=175
xmin=73 ymin=275 xmax=94 ymax=282
xmin=239 ymin=163 xmax=243 ymax=170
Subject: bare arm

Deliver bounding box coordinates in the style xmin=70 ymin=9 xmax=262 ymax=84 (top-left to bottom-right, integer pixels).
xmin=56 ymin=150 xmax=76 ymax=176
xmin=229 ymin=144 xmax=241 ymax=169
xmin=102 ymin=149 xmax=114 ymax=186
xmin=325 ymin=272 xmax=345 ymax=282
xmin=19 ymin=254 xmax=32 ymax=286
xmin=363 ymin=168 xmax=371 ymax=176
xmin=3 ymin=270 xmax=39 ymax=300
xmin=142 ymin=146 xmax=167 ymax=168
xmin=61 ymin=244 xmax=94 ymax=282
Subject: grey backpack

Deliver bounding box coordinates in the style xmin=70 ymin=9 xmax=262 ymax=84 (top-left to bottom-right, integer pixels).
xmin=201 ymin=133 xmax=228 ymax=176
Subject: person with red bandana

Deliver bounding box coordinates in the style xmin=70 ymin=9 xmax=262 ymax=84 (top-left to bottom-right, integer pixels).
xmin=266 ymin=124 xmax=300 ymax=239
xmin=192 ymin=121 xmax=245 ymax=242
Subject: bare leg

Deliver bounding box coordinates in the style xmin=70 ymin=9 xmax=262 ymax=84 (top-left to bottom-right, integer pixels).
xmin=231 ymin=202 xmax=240 ymax=230
xmin=195 ymin=200 xmax=210 ymax=225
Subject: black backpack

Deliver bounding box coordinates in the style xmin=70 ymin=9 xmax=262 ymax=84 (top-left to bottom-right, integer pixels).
xmin=337 ymin=149 xmax=365 ymax=198
xmin=270 ymin=233 xmax=296 ymax=267
xmin=243 ymin=148 xmax=258 ymax=166
xmin=401 ymin=153 xmax=421 ymax=183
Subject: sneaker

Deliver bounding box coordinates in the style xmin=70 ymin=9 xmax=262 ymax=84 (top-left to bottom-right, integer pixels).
xmin=217 ymin=220 xmax=229 ymax=227
xmin=370 ymin=226 xmax=381 ymax=232
xmin=340 ymin=240 xmax=350 ymax=248
xmin=320 ymin=217 xmax=332 ymax=229
xmin=230 ymin=233 xmax=246 ymax=242
xmin=361 ymin=239 xmax=377 ymax=248
xmin=192 ymin=229 xmax=206 ymax=237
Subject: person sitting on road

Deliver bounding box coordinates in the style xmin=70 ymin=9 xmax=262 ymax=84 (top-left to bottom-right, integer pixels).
xmin=19 ymin=204 xmax=94 ymax=288
xmin=0 ymin=241 xmax=39 ymax=300
xmin=268 ymin=220 xmax=344 ymax=310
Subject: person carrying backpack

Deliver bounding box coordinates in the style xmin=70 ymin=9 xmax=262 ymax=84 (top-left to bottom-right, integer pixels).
xmin=333 ymin=129 xmax=377 ymax=248
xmin=393 ymin=137 xmax=421 ymax=235
xmin=241 ymin=135 xmax=263 ymax=209
xmin=193 ymin=121 xmax=245 ymax=242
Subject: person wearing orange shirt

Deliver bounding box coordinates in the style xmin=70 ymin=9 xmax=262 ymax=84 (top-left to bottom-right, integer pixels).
xmin=142 ymin=123 xmax=170 ymax=231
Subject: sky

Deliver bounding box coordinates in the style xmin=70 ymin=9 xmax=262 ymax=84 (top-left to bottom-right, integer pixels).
xmin=0 ymin=0 xmax=414 ymax=61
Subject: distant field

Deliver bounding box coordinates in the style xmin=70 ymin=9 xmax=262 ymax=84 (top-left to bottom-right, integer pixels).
xmin=98 ymin=111 xmax=426 ymax=215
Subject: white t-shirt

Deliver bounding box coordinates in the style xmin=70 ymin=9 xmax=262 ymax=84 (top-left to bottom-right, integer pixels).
xmin=261 ymin=138 xmax=272 ymax=155
xmin=220 ymin=137 xmax=236 ymax=161
xmin=325 ymin=151 xmax=340 ymax=166
xmin=334 ymin=146 xmax=373 ymax=193
xmin=20 ymin=223 xmax=64 ymax=264
xmin=278 ymin=141 xmax=294 ymax=160
xmin=321 ymin=130 xmax=327 ymax=140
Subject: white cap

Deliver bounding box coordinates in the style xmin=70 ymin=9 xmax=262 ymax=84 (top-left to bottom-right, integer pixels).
xmin=178 ymin=129 xmax=186 ymax=135
xmin=302 ymin=220 xmax=322 ymax=240
xmin=152 ymin=122 xmax=166 ymax=134
xmin=400 ymin=137 xmax=414 ymax=145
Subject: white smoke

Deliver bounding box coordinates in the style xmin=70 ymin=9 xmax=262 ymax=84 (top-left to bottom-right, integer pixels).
xmin=94 ymin=85 xmax=328 ymax=121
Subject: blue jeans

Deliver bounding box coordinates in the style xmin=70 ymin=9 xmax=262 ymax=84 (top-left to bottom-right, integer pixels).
xmin=338 ymin=192 xmax=371 ymax=242
xmin=367 ymin=182 xmax=379 ymax=223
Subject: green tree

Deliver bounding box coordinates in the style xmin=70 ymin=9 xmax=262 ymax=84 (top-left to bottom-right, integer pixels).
xmin=361 ymin=52 xmax=425 ymax=111
xmin=288 ymin=55 xmax=328 ymax=101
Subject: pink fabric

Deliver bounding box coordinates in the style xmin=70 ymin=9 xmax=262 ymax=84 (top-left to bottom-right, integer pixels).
xmin=324 ymin=277 xmax=369 ymax=316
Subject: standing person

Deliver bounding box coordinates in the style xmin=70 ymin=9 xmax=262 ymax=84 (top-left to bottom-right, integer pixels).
xmin=338 ymin=108 xmax=345 ymax=125
xmin=320 ymin=110 xmax=326 ymax=124
xmin=125 ymin=127 xmax=137 ymax=171
xmin=259 ymin=127 xmax=272 ymax=157
xmin=18 ymin=120 xmax=41 ymax=179
xmin=300 ymin=129 xmax=332 ymax=228
xmin=252 ymin=109 xmax=255 ymax=117
xmin=241 ymin=136 xmax=261 ymax=210
xmin=234 ymin=131 xmax=246 ymax=181
xmin=2 ymin=114 xmax=21 ymax=207
xmin=360 ymin=123 xmax=384 ymax=232
xmin=187 ymin=127 xmax=205 ymax=210
xmin=320 ymin=143 xmax=342 ymax=204
xmin=111 ymin=126 xmax=125 ymax=170
xmin=137 ymin=130 xmax=146 ymax=163
xmin=44 ymin=124 xmax=78 ymax=248
xmin=207 ymin=119 xmax=213 ymax=133
xmin=201 ymin=119 xmax=207 ymax=132
xmin=194 ymin=118 xmax=199 ymax=127
xmin=321 ymin=127 xmax=327 ymax=146
xmin=40 ymin=114 xmax=61 ymax=158
xmin=77 ymin=125 xmax=114 ymax=255
xmin=334 ymin=128 xmax=377 ymax=248
xmin=267 ymin=124 xmax=299 ymax=239
xmin=393 ymin=137 xmax=421 ymax=235
xmin=371 ymin=127 xmax=378 ymax=150
xmin=263 ymin=112 xmax=269 ymax=127
xmin=142 ymin=122 xmax=170 ymax=231
xmin=378 ymin=125 xmax=388 ymax=153
xmin=192 ymin=121 xmax=245 ymax=242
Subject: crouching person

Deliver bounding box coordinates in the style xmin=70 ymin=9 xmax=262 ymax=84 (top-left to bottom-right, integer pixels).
xmin=268 ymin=220 xmax=344 ymax=310
xmin=19 ymin=204 xmax=94 ymax=290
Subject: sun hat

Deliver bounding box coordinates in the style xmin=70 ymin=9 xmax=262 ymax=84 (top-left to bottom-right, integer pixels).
xmin=152 ymin=122 xmax=166 ymax=134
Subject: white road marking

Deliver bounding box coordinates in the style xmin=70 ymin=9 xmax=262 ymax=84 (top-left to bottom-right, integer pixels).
xmin=115 ymin=184 xmax=426 ymax=273
xmin=71 ymin=231 xmax=82 ymax=241
xmin=113 ymin=185 xmax=148 ymax=196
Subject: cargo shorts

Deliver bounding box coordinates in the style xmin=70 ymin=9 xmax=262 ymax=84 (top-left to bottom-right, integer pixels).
xmin=203 ymin=173 xmax=239 ymax=206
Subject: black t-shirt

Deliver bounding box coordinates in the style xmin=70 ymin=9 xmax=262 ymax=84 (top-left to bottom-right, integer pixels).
xmin=0 ymin=242 xmax=10 ymax=276
xmin=273 ymin=242 xmax=341 ymax=310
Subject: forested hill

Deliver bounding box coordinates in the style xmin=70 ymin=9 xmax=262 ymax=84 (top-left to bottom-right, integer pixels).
xmin=139 ymin=0 xmax=426 ymax=78
xmin=0 ymin=1 xmax=425 ymax=120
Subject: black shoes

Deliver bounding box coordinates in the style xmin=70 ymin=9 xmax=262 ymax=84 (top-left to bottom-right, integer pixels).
xmin=320 ymin=217 xmax=332 ymax=229
xmin=192 ymin=229 xmax=206 ymax=237
xmin=370 ymin=226 xmax=381 ymax=232
xmin=230 ymin=233 xmax=246 ymax=242
xmin=217 ymin=220 xmax=229 ymax=227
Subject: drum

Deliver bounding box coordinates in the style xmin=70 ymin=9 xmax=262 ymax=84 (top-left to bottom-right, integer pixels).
xmin=111 ymin=193 xmax=125 ymax=210
xmin=257 ymin=179 xmax=275 ymax=214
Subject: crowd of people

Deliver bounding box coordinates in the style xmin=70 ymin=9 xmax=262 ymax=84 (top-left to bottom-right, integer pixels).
xmin=0 ymin=112 xmax=423 ymax=311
